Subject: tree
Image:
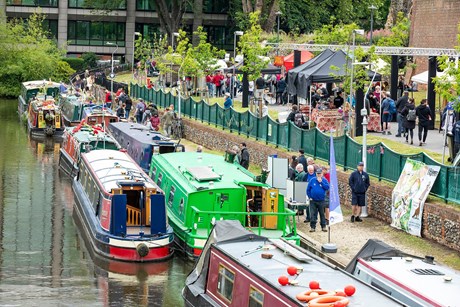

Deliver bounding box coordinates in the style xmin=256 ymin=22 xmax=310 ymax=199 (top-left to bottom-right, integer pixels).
xmin=238 ymin=12 xmax=270 ymax=81
xmin=0 ymin=12 xmax=67 ymax=97
xmin=238 ymin=0 xmax=279 ymax=32
xmin=81 ymin=52 xmax=98 ymax=69
xmin=84 ymin=0 xmax=186 ymax=39
xmin=312 ymin=22 xmax=361 ymax=45
xmin=190 ymin=26 xmax=225 ymax=77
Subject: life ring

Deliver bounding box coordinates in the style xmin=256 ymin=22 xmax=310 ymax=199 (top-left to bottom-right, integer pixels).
xmin=308 ymin=296 xmax=349 ymax=307
xmin=296 ymin=290 xmax=335 ymax=302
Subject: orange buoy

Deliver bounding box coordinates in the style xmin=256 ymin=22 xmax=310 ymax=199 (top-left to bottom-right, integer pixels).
xmin=296 ymin=290 xmax=335 ymax=302
xmin=308 ymin=296 xmax=349 ymax=307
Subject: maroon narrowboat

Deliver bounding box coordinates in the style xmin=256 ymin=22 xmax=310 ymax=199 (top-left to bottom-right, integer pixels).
xmin=183 ymin=220 xmax=403 ymax=307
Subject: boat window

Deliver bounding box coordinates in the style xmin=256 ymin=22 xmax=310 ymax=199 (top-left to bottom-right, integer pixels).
xmin=157 ymin=173 xmax=163 ymax=186
xmin=179 ymin=198 xmax=184 ymax=215
xmin=217 ymin=265 xmax=234 ymax=303
xmin=168 ymin=186 xmax=175 ymax=207
xmin=151 ymin=166 xmax=157 ymax=179
xmin=248 ymin=286 xmax=264 ymax=307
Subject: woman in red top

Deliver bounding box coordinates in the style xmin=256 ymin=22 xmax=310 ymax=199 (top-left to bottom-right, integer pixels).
xmin=213 ymin=71 xmax=224 ymax=97
xmin=150 ymin=113 xmax=161 ymax=131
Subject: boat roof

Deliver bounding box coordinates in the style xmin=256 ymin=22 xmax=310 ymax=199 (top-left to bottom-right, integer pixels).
xmin=356 ymin=256 xmax=459 ymax=307
xmin=65 ymin=127 xmax=119 ymax=145
xmin=109 ymin=122 xmax=176 ymax=145
xmin=151 ymin=152 xmax=258 ymax=193
xmin=82 ymin=149 xmax=157 ymax=193
xmin=186 ymin=221 xmax=401 ymax=306
xmin=83 ymin=105 xmax=117 ymax=117
xmin=22 ymin=80 xmax=61 ymax=90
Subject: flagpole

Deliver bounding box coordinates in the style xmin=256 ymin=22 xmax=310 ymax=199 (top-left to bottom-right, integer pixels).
xmin=322 ymin=130 xmax=341 ymax=253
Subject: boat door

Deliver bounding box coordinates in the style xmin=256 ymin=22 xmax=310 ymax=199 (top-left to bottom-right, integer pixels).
xmin=117 ymin=183 xmax=149 ymax=228
xmin=240 ymin=183 xmax=279 ymax=229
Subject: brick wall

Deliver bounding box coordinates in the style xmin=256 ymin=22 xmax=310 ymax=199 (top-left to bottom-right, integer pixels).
xmin=410 ymin=0 xmax=460 ymax=74
xmin=183 ymin=118 xmax=460 ymax=251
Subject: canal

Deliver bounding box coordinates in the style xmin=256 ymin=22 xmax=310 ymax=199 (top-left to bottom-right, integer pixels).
xmin=0 ymin=99 xmax=193 ymax=306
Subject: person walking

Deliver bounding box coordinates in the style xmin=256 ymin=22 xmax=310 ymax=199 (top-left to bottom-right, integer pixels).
xmin=349 ymin=162 xmax=370 ymax=223
xmin=276 ymin=76 xmax=286 ymax=104
xmin=288 ymin=156 xmax=298 ymax=180
xmin=401 ymin=97 xmax=416 ymax=144
xmin=395 ymin=90 xmax=409 ymax=137
xmin=415 ymin=99 xmax=431 ymax=146
xmin=116 ymin=103 xmax=126 ymax=119
xmin=161 ymin=107 xmax=174 ymax=137
xmin=239 ymin=142 xmax=250 ymax=169
xmin=307 ymin=168 xmax=330 ymax=232
xmin=124 ymin=97 xmax=133 ymax=119
xmin=381 ymin=91 xmax=394 ymax=135
xmin=134 ymin=98 xmax=146 ymax=124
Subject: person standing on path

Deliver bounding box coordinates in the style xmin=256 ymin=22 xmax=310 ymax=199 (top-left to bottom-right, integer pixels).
xmin=134 ymin=98 xmax=146 ymax=124
xmin=415 ymin=99 xmax=431 ymax=146
xmin=276 ymin=76 xmax=286 ymax=104
xmin=395 ymin=91 xmax=409 ymax=137
xmin=161 ymin=107 xmax=174 ymax=137
xmin=349 ymin=162 xmax=370 ymax=223
xmin=239 ymin=142 xmax=250 ymax=169
xmin=453 ymin=118 xmax=460 ymax=157
xmin=298 ymin=149 xmax=307 ymax=173
xmin=401 ymin=97 xmax=416 ymax=144
xmin=307 ymin=168 xmax=329 ymax=232
xmin=295 ymin=164 xmax=306 ymax=182
xmin=381 ymin=92 xmax=393 ymax=135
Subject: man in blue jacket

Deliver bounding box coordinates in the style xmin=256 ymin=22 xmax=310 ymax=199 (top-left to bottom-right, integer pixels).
xmin=348 ymin=162 xmax=370 ymax=222
xmin=307 ymin=168 xmax=330 ymax=232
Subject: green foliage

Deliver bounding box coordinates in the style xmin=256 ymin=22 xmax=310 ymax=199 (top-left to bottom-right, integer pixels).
xmin=312 ymin=22 xmax=361 ymax=45
xmin=0 ymin=13 xmax=66 ymax=97
xmin=62 ymin=58 xmax=86 ymax=72
xmin=190 ymin=26 xmax=225 ymax=76
xmin=81 ymin=52 xmax=98 ymax=68
xmin=52 ymin=60 xmax=76 ymax=83
xmin=238 ymin=12 xmax=271 ymax=81
xmin=376 ymin=12 xmax=410 ymax=47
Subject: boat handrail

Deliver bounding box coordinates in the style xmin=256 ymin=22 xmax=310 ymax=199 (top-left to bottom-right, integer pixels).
xmin=189 ymin=206 xmax=297 ymax=239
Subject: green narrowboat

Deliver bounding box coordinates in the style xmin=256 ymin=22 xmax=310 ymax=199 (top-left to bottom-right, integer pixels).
xmin=149 ymin=152 xmax=299 ymax=259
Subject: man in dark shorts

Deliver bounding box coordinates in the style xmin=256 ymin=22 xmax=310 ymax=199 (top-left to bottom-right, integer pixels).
xmin=348 ymin=162 xmax=370 ymax=222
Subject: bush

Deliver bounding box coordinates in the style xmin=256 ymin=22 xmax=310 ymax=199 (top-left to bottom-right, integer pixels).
xmin=62 ymin=57 xmax=85 ymax=72
xmin=52 ymin=60 xmax=76 ymax=83
xmin=82 ymin=52 xmax=98 ymax=69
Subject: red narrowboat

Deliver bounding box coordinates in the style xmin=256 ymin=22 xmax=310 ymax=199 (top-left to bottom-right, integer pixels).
xmin=27 ymin=97 xmax=64 ymax=138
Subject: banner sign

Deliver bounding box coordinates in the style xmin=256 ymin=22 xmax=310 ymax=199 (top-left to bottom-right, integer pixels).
xmin=391 ymin=159 xmax=440 ymax=236
xmin=329 ymin=134 xmax=343 ymax=225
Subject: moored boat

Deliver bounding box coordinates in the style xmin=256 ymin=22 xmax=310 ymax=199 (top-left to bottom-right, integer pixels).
xmin=149 ymin=152 xmax=300 ymax=259
xmin=108 ymin=122 xmax=184 ymax=173
xmin=26 ymin=96 xmax=64 ymax=138
xmin=59 ymin=122 xmax=120 ymax=177
xmin=60 ymin=93 xmax=119 ymax=127
xmin=18 ymin=80 xmax=60 ymax=117
xmin=346 ymin=239 xmax=459 ymax=307
xmin=183 ymin=220 xmax=403 ymax=306
xmin=72 ymin=149 xmax=174 ymax=262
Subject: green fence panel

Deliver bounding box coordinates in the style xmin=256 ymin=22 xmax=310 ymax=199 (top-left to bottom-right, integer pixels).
xmin=345 ymin=138 xmax=362 ymax=170
xmin=315 ymin=131 xmax=330 ymax=161
xmin=248 ymin=113 xmax=258 ymax=139
xmin=278 ymin=123 xmax=289 ymax=149
xmin=196 ymin=99 xmax=203 ymax=121
xmin=203 ymin=103 xmax=210 ymax=123
xmin=447 ymin=168 xmax=460 ymax=202
xmin=334 ymin=136 xmax=346 ymax=166
xmin=365 ymin=145 xmax=382 ymax=178
xmin=266 ymin=118 xmax=278 ymax=145
xmin=227 ymin=109 xmax=239 ymax=131
xmin=379 ymin=146 xmax=404 ymax=182
xmin=210 ymin=103 xmax=218 ymax=126
xmin=239 ymin=111 xmax=250 ymax=136
xmin=184 ymin=97 xmax=192 ymax=117
xmin=148 ymin=88 xmax=153 ymax=102
xmin=302 ymin=129 xmax=316 ymax=156
xmin=289 ymin=125 xmax=302 ymax=151
xmin=257 ymin=116 xmax=268 ymax=142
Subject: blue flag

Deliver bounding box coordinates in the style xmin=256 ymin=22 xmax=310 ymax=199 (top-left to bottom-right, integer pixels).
xmin=329 ymin=134 xmax=343 ymax=225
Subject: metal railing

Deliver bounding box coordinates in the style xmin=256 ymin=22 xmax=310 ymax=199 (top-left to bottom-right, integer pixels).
xmin=131 ymin=83 xmax=460 ymax=205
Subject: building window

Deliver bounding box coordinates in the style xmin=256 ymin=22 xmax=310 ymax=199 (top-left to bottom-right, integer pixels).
xmin=203 ymin=0 xmax=229 ymax=14
xmin=42 ymin=19 xmax=58 ymax=39
xmin=68 ymin=0 xmax=126 ymax=9
xmin=136 ymin=0 xmax=155 ymax=11
xmin=135 ymin=23 xmax=161 ymax=43
xmin=217 ymin=265 xmax=234 ymax=302
xmin=6 ymin=0 xmax=58 ymax=7
xmin=248 ymin=287 xmax=264 ymax=307
xmin=168 ymin=186 xmax=175 ymax=207
xmin=68 ymin=21 xmax=125 ymax=47
xmin=203 ymin=26 xmax=232 ymax=50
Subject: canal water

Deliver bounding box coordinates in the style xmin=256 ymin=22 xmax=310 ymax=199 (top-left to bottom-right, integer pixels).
xmin=0 ymin=99 xmax=193 ymax=306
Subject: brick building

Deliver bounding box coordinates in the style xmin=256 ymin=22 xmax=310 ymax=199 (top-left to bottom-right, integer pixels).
xmin=409 ymin=0 xmax=460 ymax=73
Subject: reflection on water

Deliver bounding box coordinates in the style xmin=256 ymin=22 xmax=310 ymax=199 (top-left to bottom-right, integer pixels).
xmin=0 ymin=99 xmax=192 ymax=306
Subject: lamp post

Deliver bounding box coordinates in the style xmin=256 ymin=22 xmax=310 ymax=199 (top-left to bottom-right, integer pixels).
xmin=276 ymin=11 xmax=282 ymax=55
xmin=106 ymin=42 xmax=118 ymax=107
xmin=232 ymin=31 xmax=244 ymax=99
xmin=132 ymin=31 xmax=141 ymax=78
xmin=369 ymin=5 xmax=377 ymax=45
xmin=349 ymin=29 xmax=365 ymax=113
xmin=172 ymin=32 xmax=180 ymax=51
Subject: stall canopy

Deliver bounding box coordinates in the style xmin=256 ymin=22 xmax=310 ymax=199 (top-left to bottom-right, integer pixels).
xmin=283 ymin=51 xmax=314 ymax=71
xmin=411 ymin=70 xmax=450 ymax=84
xmin=224 ymin=61 xmax=281 ymax=75
xmin=289 ymin=49 xmax=382 ymax=99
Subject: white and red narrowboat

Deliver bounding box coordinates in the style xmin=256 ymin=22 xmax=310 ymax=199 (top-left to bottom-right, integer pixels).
xmin=183 ymin=221 xmax=403 ymax=307
xmin=346 ymin=239 xmax=459 ymax=307
xmin=72 ymin=149 xmax=174 ymax=262
xmin=59 ymin=122 xmax=120 ymax=177
xmin=27 ymin=97 xmax=64 ymax=138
